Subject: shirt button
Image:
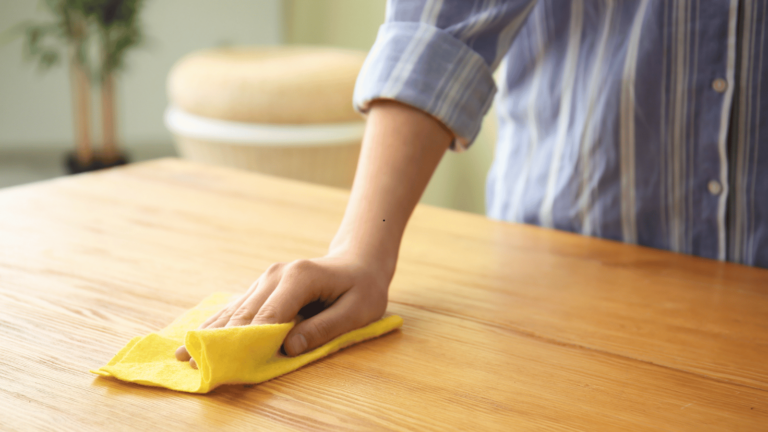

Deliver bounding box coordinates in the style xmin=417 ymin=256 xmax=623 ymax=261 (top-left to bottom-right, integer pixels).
xmin=712 ymin=78 xmax=728 ymax=93
xmin=708 ymin=180 xmax=722 ymax=195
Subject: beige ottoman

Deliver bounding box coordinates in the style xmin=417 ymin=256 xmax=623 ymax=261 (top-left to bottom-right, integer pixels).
xmin=165 ymin=47 xmax=367 ymax=188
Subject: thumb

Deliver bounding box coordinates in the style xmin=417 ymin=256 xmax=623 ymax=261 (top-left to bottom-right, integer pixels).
xmin=283 ymin=292 xmax=375 ymax=357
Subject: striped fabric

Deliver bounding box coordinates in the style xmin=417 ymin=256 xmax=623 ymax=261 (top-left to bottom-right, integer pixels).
xmin=354 ymin=0 xmax=768 ymax=268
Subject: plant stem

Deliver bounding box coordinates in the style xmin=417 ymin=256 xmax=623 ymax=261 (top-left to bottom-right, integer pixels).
xmin=69 ymin=46 xmax=92 ymax=166
xmin=101 ymin=73 xmax=118 ymax=163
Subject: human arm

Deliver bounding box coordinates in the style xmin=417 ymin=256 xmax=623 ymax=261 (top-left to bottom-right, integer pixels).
xmin=176 ymin=0 xmax=538 ymax=365
xmin=176 ymin=100 xmax=452 ymax=365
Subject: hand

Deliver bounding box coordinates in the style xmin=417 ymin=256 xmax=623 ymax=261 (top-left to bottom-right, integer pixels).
xmin=175 ymin=100 xmax=448 ymax=368
xmin=175 ymin=254 xmax=392 ymax=368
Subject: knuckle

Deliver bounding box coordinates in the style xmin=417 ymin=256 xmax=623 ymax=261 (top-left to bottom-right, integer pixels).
xmin=266 ymin=263 xmax=283 ymax=275
xmin=221 ymin=306 xmax=239 ymax=319
xmin=287 ymin=259 xmax=313 ymax=276
xmin=294 ymin=258 xmax=312 ymax=269
xmin=229 ymin=309 xmax=252 ymax=321
xmin=254 ymin=305 xmax=281 ymax=323
xmin=209 ymin=317 xmax=230 ymax=328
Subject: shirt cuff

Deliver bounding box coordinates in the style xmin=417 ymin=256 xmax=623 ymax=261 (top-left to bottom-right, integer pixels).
xmin=353 ymin=22 xmax=497 ymax=151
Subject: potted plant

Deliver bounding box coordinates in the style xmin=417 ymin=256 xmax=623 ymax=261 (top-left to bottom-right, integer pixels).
xmin=13 ymin=0 xmax=144 ymax=173
xmin=91 ymin=0 xmax=143 ymax=167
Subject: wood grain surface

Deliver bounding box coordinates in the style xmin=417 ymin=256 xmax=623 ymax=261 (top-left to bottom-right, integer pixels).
xmin=1 ymin=158 xmax=766 ymax=431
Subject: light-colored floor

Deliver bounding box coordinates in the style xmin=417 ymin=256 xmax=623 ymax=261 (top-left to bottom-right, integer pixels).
xmin=0 ymin=144 xmax=177 ymax=189
xmin=1 ymin=142 xmax=491 ymax=214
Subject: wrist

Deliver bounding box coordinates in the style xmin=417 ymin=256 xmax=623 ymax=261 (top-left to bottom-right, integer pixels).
xmin=327 ymin=235 xmax=398 ymax=281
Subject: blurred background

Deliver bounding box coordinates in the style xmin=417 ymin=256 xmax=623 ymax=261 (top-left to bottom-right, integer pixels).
xmin=0 ymin=0 xmax=496 ymax=214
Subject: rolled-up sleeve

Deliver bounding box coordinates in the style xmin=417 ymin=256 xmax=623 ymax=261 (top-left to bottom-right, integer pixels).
xmin=354 ymin=0 xmax=537 ymax=150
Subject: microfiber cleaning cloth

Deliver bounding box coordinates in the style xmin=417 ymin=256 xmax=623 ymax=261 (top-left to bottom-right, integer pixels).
xmin=91 ymin=293 xmax=403 ymax=393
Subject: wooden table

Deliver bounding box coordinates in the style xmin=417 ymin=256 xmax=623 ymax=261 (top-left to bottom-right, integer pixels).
xmin=1 ymin=159 xmax=766 ymax=431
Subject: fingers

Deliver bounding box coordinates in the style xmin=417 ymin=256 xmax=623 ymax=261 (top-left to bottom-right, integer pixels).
xmin=220 ymin=262 xmax=294 ymax=328
xmin=206 ymin=277 xmax=267 ymax=329
xmin=174 ymin=261 xmax=311 ymax=365
xmin=283 ymin=290 xmax=382 ymax=357
xmin=224 ymin=279 xmax=279 ymax=327
xmin=249 ymin=260 xmax=332 ymax=326
xmin=197 ymin=296 xmax=239 ymax=330
xmin=175 ymin=281 xmax=262 ymax=362
xmin=175 ymin=258 xmax=351 ymax=367
xmin=175 ymin=345 xmax=191 ymax=361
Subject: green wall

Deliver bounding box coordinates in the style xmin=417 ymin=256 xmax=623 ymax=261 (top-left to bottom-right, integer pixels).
xmin=284 ymin=0 xmax=497 ymax=215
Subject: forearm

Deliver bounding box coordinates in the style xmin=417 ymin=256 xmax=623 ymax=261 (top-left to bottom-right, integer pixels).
xmin=176 ymin=101 xmax=452 ymax=362
xmin=328 ymin=100 xmax=452 ymax=276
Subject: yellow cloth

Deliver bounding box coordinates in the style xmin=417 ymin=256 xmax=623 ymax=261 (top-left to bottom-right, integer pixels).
xmin=91 ymin=293 xmax=403 ymax=394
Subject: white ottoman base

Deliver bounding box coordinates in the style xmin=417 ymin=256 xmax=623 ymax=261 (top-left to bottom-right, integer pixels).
xmin=165 ymin=107 xmax=364 ymax=189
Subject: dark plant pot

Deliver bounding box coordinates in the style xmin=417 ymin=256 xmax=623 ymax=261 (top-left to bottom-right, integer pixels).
xmin=65 ymin=151 xmax=129 ymax=174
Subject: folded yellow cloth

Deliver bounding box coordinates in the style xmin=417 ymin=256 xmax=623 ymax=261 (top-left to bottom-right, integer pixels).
xmin=91 ymin=293 xmax=403 ymax=394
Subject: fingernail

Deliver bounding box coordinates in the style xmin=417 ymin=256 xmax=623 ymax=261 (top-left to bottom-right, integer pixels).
xmin=290 ymin=334 xmax=307 ymax=355
xmin=175 ymin=346 xmax=190 ymax=361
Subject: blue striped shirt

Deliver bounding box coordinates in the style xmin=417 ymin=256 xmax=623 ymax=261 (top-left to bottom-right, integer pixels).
xmin=354 ymin=0 xmax=768 ymax=268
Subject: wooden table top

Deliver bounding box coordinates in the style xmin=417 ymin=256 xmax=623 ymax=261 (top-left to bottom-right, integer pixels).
xmin=1 ymin=158 xmax=767 ymax=431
